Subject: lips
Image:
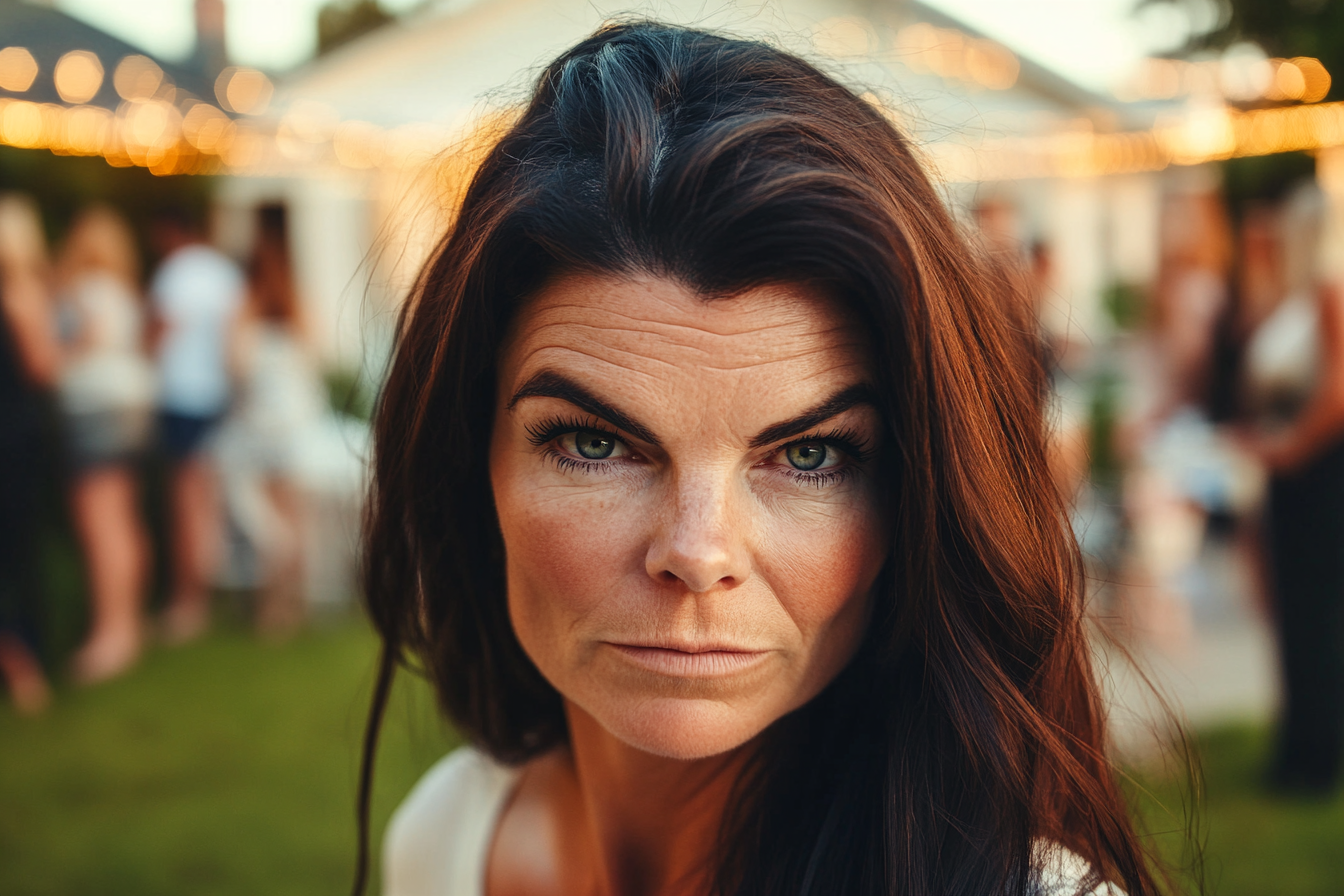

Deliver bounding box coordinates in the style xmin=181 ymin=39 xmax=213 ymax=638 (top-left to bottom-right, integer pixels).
xmin=605 ymin=642 xmax=769 ymax=677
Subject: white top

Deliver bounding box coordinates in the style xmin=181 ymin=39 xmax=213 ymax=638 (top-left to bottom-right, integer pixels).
xmin=1245 ymin=292 xmax=1321 ymax=425
xmin=384 ymin=748 xmax=521 ymax=896
xmin=57 ymin=272 xmax=155 ymax=415
xmin=228 ymin=320 xmax=328 ymax=462
xmin=383 ymin=747 xmax=1122 ymax=896
xmin=150 ymin=244 xmax=244 ymax=416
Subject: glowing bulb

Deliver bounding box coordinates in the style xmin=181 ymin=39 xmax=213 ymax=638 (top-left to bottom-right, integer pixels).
xmin=182 ymin=102 xmax=232 ymax=153
xmin=215 ymin=67 xmax=273 ymax=115
xmin=54 ymin=50 xmax=104 ymax=104
xmin=1273 ymin=60 xmax=1306 ymax=101
xmin=63 ymin=105 xmax=112 ymax=154
xmin=0 ymin=47 xmax=38 ymax=93
xmin=1 ymin=101 xmax=45 ymax=148
xmin=1293 ymin=57 xmax=1331 ymax=103
xmin=113 ymin=55 xmax=163 ymax=100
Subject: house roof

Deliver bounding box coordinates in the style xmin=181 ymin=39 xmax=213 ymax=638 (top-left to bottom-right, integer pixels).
xmin=274 ymin=0 xmax=1127 ymax=137
xmin=0 ymin=0 xmax=214 ymax=110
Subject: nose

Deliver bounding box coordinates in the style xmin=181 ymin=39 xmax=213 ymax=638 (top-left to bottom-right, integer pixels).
xmin=645 ymin=470 xmax=752 ymax=593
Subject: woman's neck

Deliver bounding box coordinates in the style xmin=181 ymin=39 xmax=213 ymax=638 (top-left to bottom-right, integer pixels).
xmin=489 ymin=701 xmax=752 ymax=896
xmin=565 ymin=703 xmax=750 ymax=896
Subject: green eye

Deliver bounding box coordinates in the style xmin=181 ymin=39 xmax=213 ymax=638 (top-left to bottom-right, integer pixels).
xmin=786 ymin=443 xmax=827 ymax=471
xmin=575 ymin=430 xmax=616 ymax=459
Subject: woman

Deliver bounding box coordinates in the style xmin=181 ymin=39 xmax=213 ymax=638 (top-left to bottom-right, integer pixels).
xmin=0 ymin=194 xmax=58 ymax=714
xmin=216 ymin=204 xmax=326 ymax=636
xmin=359 ymin=23 xmax=1165 ymax=895
xmin=1240 ymin=183 xmax=1344 ymax=794
xmin=54 ymin=206 xmax=156 ymax=684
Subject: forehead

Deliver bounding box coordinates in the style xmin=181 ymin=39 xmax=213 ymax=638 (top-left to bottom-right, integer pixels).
xmin=497 ymin=273 xmax=871 ymax=398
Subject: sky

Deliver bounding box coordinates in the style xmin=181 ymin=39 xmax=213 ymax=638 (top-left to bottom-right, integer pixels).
xmin=52 ymin=0 xmax=1203 ymax=92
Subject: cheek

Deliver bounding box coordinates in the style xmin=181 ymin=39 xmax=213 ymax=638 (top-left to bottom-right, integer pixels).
xmin=758 ymin=489 xmax=887 ymax=667
xmin=492 ymin=457 xmax=647 ymax=672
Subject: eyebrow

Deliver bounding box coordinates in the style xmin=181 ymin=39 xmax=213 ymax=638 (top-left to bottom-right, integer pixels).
xmin=746 ymin=383 xmax=878 ymax=448
xmin=508 ymin=370 xmax=662 ymax=446
xmin=508 ymin=370 xmax=877 ymax=450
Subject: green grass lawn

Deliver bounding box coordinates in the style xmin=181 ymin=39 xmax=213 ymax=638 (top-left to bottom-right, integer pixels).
xmin=2 ymin=617 xmax=1343 ymax=895
xmin=1136 ymin=725 xmax=1344 ymax=896
xmin=0 ymin=617 xmax=456 ymax=896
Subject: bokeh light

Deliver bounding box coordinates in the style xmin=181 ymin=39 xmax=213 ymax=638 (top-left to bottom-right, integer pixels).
xmin=61 ymin=104 xmax=113 ymax=155
xmin=53 ymin=50 xmax=105 ymax=105
xmin=215 ymin=66 xmax=273 ymax=115
xmin=112 ymin=55 xmax=164 ymax=101
xmin=181 ymin=102 xmax=234 ymax=154
xmin=0 ymin=47 xmax=39 ymax=93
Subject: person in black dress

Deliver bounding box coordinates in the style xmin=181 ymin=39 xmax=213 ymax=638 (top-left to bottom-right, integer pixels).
xmin=0 ymin=194 xmax=59 ymax=714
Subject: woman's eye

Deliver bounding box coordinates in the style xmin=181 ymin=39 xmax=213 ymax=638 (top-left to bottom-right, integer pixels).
xmin=784 ymin=442 xmax=831 ymax=471
xmin=560 ymin=429 xmax=626 ymax=460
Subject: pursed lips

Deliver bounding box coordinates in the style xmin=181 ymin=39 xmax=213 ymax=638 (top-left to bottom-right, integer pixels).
xmin=603 ymin=641 xmax=770 ymax=677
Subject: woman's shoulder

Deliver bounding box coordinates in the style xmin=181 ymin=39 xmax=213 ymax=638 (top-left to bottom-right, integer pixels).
xmin=1031 ymin=841 xmax=1126 ymax=896
xmin=383 ymin=746 xmax=521 ymax=896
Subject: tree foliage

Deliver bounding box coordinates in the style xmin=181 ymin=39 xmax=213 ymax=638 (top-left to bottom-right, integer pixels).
xmin=317 ymin=0 xmax=394 ymax=57
xmin=1148 ymin=0 xmax=1344 ymax=100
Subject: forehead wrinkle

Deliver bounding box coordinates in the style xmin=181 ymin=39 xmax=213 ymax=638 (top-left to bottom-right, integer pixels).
xmin=520 ymin=305 xmax=844 ymax=347
xmin=510 ymin=343 xmax=685 ymax=380
xmin=517 ymin=342 xmax=867 ymax=378
xmin=514 ymin=320 xmax=869 ymax=374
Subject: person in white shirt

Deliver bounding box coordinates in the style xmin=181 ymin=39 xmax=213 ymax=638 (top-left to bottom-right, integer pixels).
xmin=55 ymin=206 xmax=156 ymax=684
xmin=147 ymin=208 xmax=243 ymax=644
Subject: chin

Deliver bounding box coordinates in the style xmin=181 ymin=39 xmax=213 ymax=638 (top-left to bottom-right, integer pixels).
xmin=587 ymin=695 xmax=773 ymax=760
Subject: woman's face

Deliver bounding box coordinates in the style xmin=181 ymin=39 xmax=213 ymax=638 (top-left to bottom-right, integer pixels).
xmin=491 ymin=273 xmax=889 ymax=760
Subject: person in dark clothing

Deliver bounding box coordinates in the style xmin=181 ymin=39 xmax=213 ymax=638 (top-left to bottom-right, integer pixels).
xmin=1239 ymin=188 xmax=1344 ymax=794
xmin=1265 ymin=438 xmax=1344 ymax=792
xmin=0 ymin=194 xmax=59 ymax=714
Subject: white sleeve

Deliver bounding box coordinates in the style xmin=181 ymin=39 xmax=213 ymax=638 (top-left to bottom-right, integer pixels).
xmin=382 ymin=748 xmax=519 ymax=896
xmin=1031 ymin=841 xmax=1126 ymax=896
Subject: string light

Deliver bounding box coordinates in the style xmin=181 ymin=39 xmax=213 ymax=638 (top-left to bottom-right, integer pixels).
xmin=0 ymin=37 xmax=1337 ymax=183
xmin=53 ymin=50 xmax=104 ymax=104
xmin=215 ymin=66 xmax=273 ymax=115
xmin=112 ymin=55 xmax=163 ymax=101
xmin=0 ymin=47 xmax=39 ymax=93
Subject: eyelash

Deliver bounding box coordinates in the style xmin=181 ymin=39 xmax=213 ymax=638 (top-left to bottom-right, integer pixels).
xmin=526 ymin=416 xmax=872 ymax=487
xmin=525 ymin=415 xmax=609 ymax=448
xmin=782 ymin=428 xmax=870 ymax=488
xmin=525 ymin=415 xmax=620 ymax=476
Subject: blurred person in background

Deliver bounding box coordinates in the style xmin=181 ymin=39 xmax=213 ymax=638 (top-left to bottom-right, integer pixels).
xmin=0 ymin=195 xmax=59 ymax=714
xmin=148 ymin=208 xmax=243 ymax=644
xmin=1152 ymin=190 xmax=1233 ymax=416
xmin=1116 ymin=185 xmax=1236 ymax=654
xmin=216 ymin=204 xmax=326 ymax=637
xmin=1239 ymin=182 xmax=1344 ymax=795
xmin=55 ymin=206 xmax=157 ymax=684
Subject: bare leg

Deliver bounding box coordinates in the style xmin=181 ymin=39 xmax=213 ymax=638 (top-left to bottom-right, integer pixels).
xmin=70 ymin=467 xmax=150 ymax=683
xmin=0 ymin=633 xmax=50 ymax=715
xmin=162 ymin=457 xmax=221 ymax=644
xmin=256 ymin=477 xmax=306 ymax=639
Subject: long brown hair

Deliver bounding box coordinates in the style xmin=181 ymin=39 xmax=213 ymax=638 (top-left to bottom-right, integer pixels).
xmin=358 ymin=21 xmax=1171 ymax=895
